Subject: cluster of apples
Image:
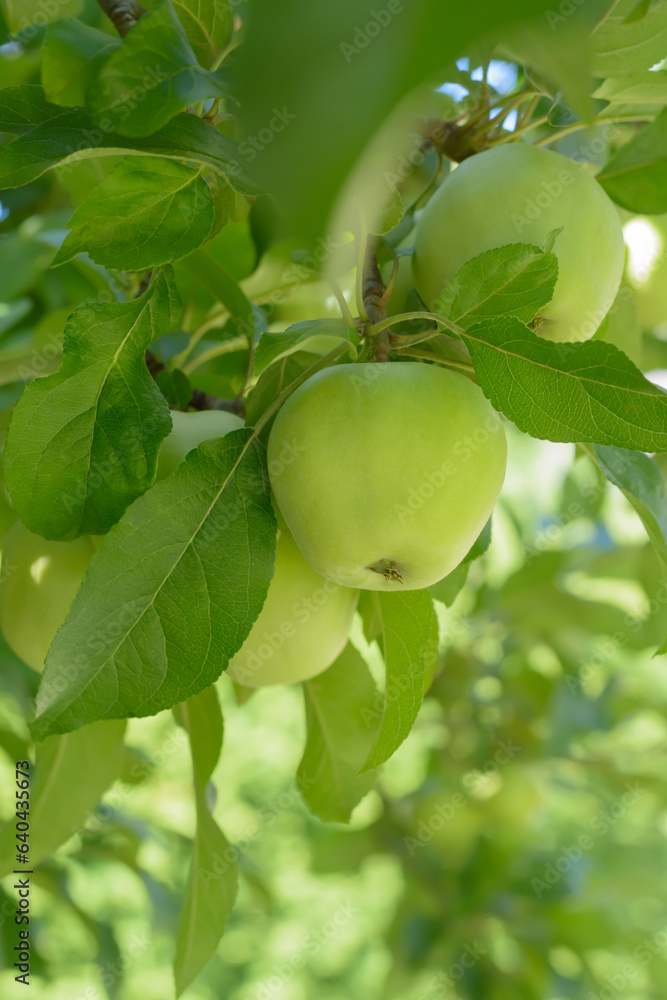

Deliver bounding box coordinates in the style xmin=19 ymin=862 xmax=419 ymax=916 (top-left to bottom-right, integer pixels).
xmin=0 ymin=143 xmax=628 ymax=688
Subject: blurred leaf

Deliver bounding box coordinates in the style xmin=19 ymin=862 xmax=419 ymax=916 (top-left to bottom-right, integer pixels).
xmin=299 ymin=644 xmax=380 ymax=823
xmin=361 ymin=590 xmax=435 ymax=773
xmin=173 ymin=0 xmax=233 ymax=68
xmin=0 ymin=231 xmax=54 ymax=300
xmin=593 ymin=445 xmax=667 ymax=572
xmin=430 ymin=561 xmax=469 ymax=607
xmin=437 ymin=241 xmax=558 ymax=329
xmin=88 ymin=0 xmax=230 ymax=137
xmin=174 ymin=686 xmax=237 ymax=996
xmin=597 ymin=107 xmax=667 ymax=212
xmin=0 ymin=720 xmax=126 ymax=877
xmin=30 ymin=429 xmax=276 ymax=741
xmin=592 ymin=0 xmax=667 ymax=76
xmin=0 ymin=108 xmax=258 ymax=195
xmin=373 ymin=188 xmax=405 ymax=236
xmin=499 ymin=16 xmax=593 ymax=123
xmin=2 ymin=0 xmax=80 ymax=34
xmin=429 ymin=518 xmax=491 ymax=606
xmin=253 ymin=319 xmax=356 ymax=375
xmin=183 ymin=250 xmax=257 ymax=340
xmin=458 ymin=315 xmax=667 ymax=451
xmin=54 ymin=157 xmax=215 ymax=270
xmin=41 ymin=19 xmax=120 ymax=107
xmin=594 ymin=70 xmax=667 ymax=104
xmin=4 ymin=270 xmax=179 ymax=539
xmin=233 ymin=0 xmax=557 ymax=241
xmin=156 ymin=368 xmax=193 ymax=409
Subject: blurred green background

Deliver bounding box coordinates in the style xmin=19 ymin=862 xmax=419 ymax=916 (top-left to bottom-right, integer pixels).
xmin=2 ymin=425 xmax=667 ymax=1000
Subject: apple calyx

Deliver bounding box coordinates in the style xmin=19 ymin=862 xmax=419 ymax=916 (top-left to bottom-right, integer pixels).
xmin=368 ymin=558 xmax=404 ymax=584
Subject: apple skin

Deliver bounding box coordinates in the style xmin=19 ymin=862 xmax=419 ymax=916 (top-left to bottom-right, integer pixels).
xmin=267 ymin=362 xmax=507 ymax=591
xmin=0 ymin=520 xmax=96 ymax=673
xmin=226 ymin=529 xmax=358 ymax=687
xmin=623 ymin=213 xmax=667 ymax=330
xmin=413 ymin=143 xmax=625 ymax=343
xmin=156 ymin=409 xmax=244 ymax=481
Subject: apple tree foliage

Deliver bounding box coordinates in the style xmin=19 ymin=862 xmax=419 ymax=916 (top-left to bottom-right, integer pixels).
xmin=0 ymin=0 xmax=666 ymax=994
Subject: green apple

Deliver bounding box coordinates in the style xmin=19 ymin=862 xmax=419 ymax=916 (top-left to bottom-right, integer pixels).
xmin=413 ymin=143 xmax=625 ymax=343
xmin=0 ymin=520 xmax=95 ymax=672
xmin=156 ymin=409 xmax=244 ymax=481
xmin=226 ymin=529 xmax=358 ymax=686
xmin=623 ymin=213 xmax=667 ymax=331
xmin=267 ymin=362 xmax=507 ymax=591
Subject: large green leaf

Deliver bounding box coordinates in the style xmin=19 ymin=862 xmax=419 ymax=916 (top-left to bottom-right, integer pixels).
xmin=233 ymin=0 xmax=558 ymax=241
xmin=592 ymin=0 xmax=667 ymax=77
xmin=173 ymin=686 xmax=237 ymax=997
xmin=361 ymin=589 xmax=436 ymax=773
xmin=54 ymin=157 xmax=215 ymax=270
xmin=41 ymin=19 xmax=121 ymax=107
xmin=4 ymin=270 xmax=179 ymax=540
xmin=173 ymin=0 xmax=233 ymax=68
xmin=458 ymin=316 xmax=667 ymax=451
xmin=597 ymin=106 xmax=667 ymax=213
xmin=0 ymin=721 xmax=126 ymax=877
xmin=0 ymin=85 xmax=66 ymax=134
xmin=253 ymin=320 xmax=356 ymax=375
xmin=298 ymin=644 xmax=380 ymax=823
xmin=437 ymin=241 xmax=559 ymax=329
xmin=30 ymin=429 xmax=276 ymax=741
xmin=0 ymin=108 xmax=257 ymax=194
xmin=88 ymin=0 xmax=230 ymax=137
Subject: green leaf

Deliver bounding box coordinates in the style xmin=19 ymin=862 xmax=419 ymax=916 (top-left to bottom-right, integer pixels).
xmin=597 ymin=107 xmax=667 ymax=213
xmin=500 ymin=19 xmax=594 ymax=124
xmin=429 ymin=519 xmax=491 ymax=607
xmin=4 ymin=271 xmax=180 ymax=540
xmin=244 ymin=352 xmax=316 ymax=429
xmin=593 ymin=445 xmax=667 ymax=570
xmin=0 ymin=85 xmax=66 ymax=134
xmin=2 ymin=0 xmax=80 ymax=35
xmin=0 ymin=721 xmax=126 ymax=877
xmin=88 ymin=0 xmax=230 ymax=137
xmin=42 ymin=19 xmax=121 ymax=107
xmin=234 ymin=0 xmax=559 ymax=243
xmin=0 ymin=108 xmax=257 ymax=194
xmin=594 ymin=71 xmax=667 ymax=104
xmin=372 ymin=188 xmax=405 ymax=237
xmin=592 ymin=0 xmax=667 ymax=76
xmin=53 ymin=157 xmax=215 ymax=271
xmin=30 ymin=429 xmax=276 ymax=741
xmin=458 ymin=316 xmax=667 ymax=452
xmin=182 ymin=250 xmax=256 ymax=340
xmin=173 ymin=0 xmax=233 ymax=68
xmin=423 ymin=604 xmax=440 ymax=693
xmin=156 ymin=368 xmax=193 ymax=410
xmin=437 ymin=242 xmax=559 ymax=329
xmin=298 ymin=644 xmax=380 ymax=824
xmin=253 ymin=320 xmax=356 ymax=376
xmin=360 ymin=590 xmax=435 ymax=773
xmin=173 ymin=686 xmax=237 ymax=996
xmin=430 ymin=561 xmax=469 ymax=608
